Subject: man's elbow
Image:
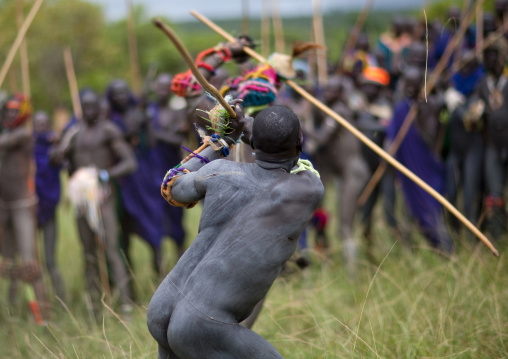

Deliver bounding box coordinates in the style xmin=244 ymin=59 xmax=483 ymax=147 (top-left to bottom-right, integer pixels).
xmin=127 ymin=157 xmax=138 ymax=175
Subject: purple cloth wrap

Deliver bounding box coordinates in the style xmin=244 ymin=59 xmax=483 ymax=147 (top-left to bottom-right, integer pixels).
xmin=111 ymin=108 xmax=165 ymax=249
xmin=34 ymin=132 xmax=61 ymax=226
xmin=149 ymin=103 xmax=186 ymax=245
xmin=387 ymin=100 xmax=446 ymax=246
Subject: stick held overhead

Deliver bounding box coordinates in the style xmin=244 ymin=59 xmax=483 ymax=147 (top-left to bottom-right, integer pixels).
xmin=153 ymin=18 xmax=236 ymax=119
xmin=189 ymin=10 xmax=499 ymax=257
xmin=0 ymin=0 xmax=44 ymax=89
xmin=63 ymin=47 xmax=82 ymax=121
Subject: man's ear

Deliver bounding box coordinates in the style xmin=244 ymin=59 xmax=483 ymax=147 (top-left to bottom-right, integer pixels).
xmin=296 ymin=134 xmax=303 ymax=153
xmin=249 ymin=135 xmax=255 ymax=150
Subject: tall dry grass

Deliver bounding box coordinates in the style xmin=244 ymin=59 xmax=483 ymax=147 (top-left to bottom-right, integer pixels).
xmin=1 ymin=184 xmax=507 ymax=358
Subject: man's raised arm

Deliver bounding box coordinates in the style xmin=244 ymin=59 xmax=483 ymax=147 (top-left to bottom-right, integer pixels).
xmin=161 ymin=100 xmax=246 ymax=208
xmin=0 ymin=128 xmax=31 ymax=151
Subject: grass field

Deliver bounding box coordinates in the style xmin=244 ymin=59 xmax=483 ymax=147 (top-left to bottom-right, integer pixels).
xmin=1 ymin=182 xmax=507 ymax=358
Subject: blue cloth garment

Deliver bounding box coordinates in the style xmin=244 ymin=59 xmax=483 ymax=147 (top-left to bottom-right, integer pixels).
xmin=111 ymin=108 xmax=165 ymax=249
xmin=387 ymin=99 xmax=452 ymax=252
xmin=148 ymin=103 xmax=186 ymax=245
xmin=34 ymin=132 xmax=61 ymax=226
xmin=451 ymin=65 xmax=485 ymax=96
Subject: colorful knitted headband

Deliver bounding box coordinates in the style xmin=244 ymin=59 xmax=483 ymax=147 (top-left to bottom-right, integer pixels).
xmin=3 ymin=94 xmax=32 ymax=129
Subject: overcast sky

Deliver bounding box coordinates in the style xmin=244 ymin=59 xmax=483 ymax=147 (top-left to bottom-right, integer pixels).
xmin=87 ymin=0 xmax=422 ymax=22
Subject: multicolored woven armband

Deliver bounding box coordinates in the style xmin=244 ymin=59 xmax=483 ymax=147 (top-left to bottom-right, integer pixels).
xmin=160 ymin=134 xmax=232 ymax=208
xmin=171 ymin=69 xmax=203 ymax=97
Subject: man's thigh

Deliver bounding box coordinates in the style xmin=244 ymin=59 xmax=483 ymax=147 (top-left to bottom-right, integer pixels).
xmin=167 ymin=303 xmax=283 ymax=359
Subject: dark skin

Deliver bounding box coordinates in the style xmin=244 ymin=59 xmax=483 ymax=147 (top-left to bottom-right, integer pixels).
xmin=152 ymin=73 xmax=187 ymax=147
xmin=147 ymin=104 xmax=324 ymax=359
xmin=406 ymin=42 xmax=427 ymax=69
xmin=404 ymin=67 xmax=424 ymax=101
xmin=362 ymin=82 xmax=381 ymax=103
xmin=356 ymin=33 xmax=370 ymax=52
xmin=108 ymin=80 xmax=162 ymax=273
xmin=392 ymin=41 xmax=426 ymax=103
xmin=0 ymin=107 xmax=32 ymax=203
xmin=392 ymin=16 xmax=405 ymax=38
xmin=108 ymin=79 xmax=151 ymax=147
xmin=401 ymin=67 xmax=443 ymax=153
xmin=484 ymin=48 xmax=502 ymax=76
xmin=460 ymin=55 xmax=479 ymax=77
xmin=484 ymin=13 xmax=497 ymax=37
xmin=496 ymin=0 xmax=508 ymax=24
xmin=53 ymin=91 xmax=137 ymax=314
xmin=304 ymin=76 xmax=369 ymax=275
xmin=33 ymin=111 xmax=54 ymax=137
xmin=66 ymin=92 xmax=137 ymax=177
xmin=33 ymin=111 xmax=65 ymax=300
xmin=0 ymin=99 xmax=48 ymax=317
xmin=179 ymin=38 xmax=263 ymax=165
xmin=478 ymin=43 xmax=508 ymax=238
xmin=355 ymin=80 xmax=401 ymax=258
xmin=150 ymin=73 xmax=188 ymax=260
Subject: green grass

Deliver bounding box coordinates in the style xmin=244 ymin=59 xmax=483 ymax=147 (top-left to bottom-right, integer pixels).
xmin=1 ymin=183 xmax=507 ymax=358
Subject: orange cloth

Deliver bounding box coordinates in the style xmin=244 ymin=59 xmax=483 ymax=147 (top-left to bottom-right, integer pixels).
xmin=361 ymin=67 xmax=390 ymax=86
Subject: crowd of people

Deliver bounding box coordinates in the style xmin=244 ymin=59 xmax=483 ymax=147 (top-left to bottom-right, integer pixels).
xmin=1 ymin=2 xmax=508 ymax=326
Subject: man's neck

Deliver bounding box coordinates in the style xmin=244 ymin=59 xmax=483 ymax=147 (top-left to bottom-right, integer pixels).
xmin=254 ymin=150 xmax=300 ymax=173
xmin=85 ymin=118 xmax=99 ymax=128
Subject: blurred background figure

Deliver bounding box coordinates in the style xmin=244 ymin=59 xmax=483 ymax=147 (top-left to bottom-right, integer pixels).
xmin=106 ymin=79 xmax=165 ymax=276
xmin=33 ymin=110 xmax=65 ymax=301
xmin=0 ymin=94 xmax=48 ymax=319
xmin=147 ymin=73 xmax=188 ymax=259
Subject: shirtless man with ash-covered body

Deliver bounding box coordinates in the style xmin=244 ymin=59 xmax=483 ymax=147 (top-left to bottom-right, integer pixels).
xmin=53 ymin=90 xmax=137 ymax=315
xmin=0 ymin=94 xmax=47 ymax=315
xmin=147 ymin=103 xmax=324 ymax=358
xmin=106 ymin=79 xmax=165 ymax=272
xmin=305 ymin=75 xmax=370 ymax=273
xmin=148 ymin=73 xmax=188 ymax=258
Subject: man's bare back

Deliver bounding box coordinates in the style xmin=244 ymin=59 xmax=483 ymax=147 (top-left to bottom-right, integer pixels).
xmin=148 ymin=105 xmax=323 ymax=359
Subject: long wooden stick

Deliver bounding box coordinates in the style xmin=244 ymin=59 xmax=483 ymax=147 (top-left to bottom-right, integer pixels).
xmin=16 ymin=0 xmax=31 ymax=98
xmin=449 ymin=19 xmax=508 ymax=77
xmin=356 ymin=107 xmax=416 ymax=206
xmin=476 ymin=1 xmax=483 ymax=62
xmin=190 ymin=9 xmax=499 ymax=257
xmin=452 ymin=0 xmax=471 ymax=71
xmin=272 ymin=0 xmax=285 ymax=54
xmin=336 ymin=0 xmax=375 ymax=75
xmin=153 ymin=18 xmax=236 ymax=118
xmin=426 ymin=1 xmax=480 ymax=96
xmin=63 ymin=48 xmax=82 ymax=121
xmin=126 ymin=0 xmax=142 ymax=95
xmin=0 ymin=0 xmax=43 ymax=89
xmin=242 ymin=0 xmax=249 ymax=35
xmin=357 ymin=1 xmax=481 ymax=206
xmin=312 ymin=0 xmax=327 ymax=86
xmin=8 ymin=71 xmax=18 ymax=93
xmin=261 ymin=0 xmax=271 ymax=59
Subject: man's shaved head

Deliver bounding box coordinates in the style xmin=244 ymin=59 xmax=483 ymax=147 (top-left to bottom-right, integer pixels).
xmin=252 ymin=106 xmax=301 ymax=154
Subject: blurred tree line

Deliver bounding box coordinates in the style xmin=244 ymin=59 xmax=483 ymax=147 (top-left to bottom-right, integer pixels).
xmin=0 ymin=0 xmax=493 ymax=114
